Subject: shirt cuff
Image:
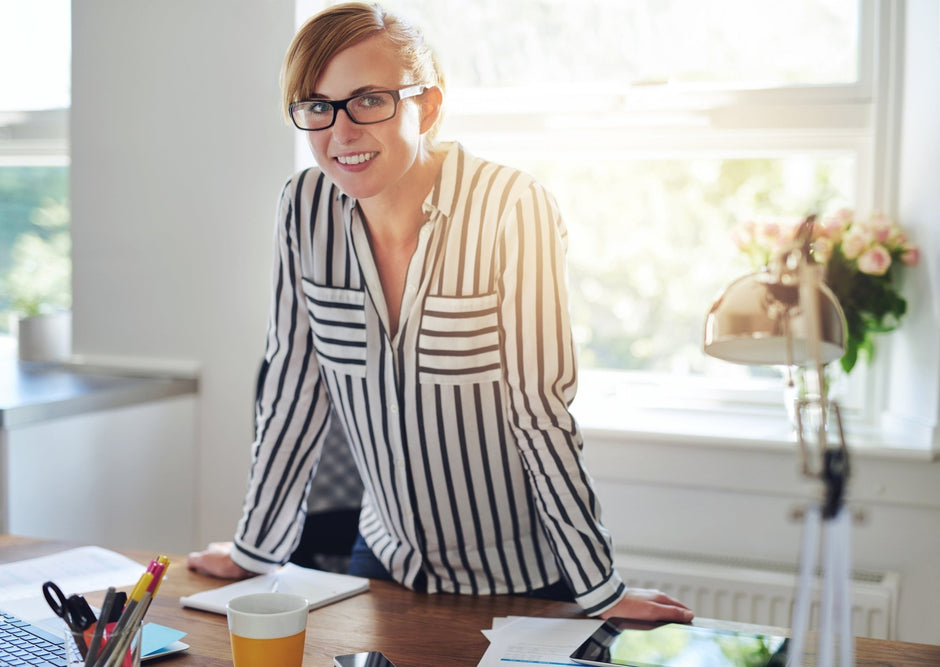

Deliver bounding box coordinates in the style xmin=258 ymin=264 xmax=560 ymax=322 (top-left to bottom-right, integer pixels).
xmin=575 ymin=571 xmax=627 ymax=617
xmin=231 ymin=539 xmax=284 ymax=575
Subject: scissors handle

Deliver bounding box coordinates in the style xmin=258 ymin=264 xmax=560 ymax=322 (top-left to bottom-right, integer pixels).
xmin=42 ymin=580 xmax=96 ymax=631
xmin=42 ymin=580 xmax=69 ymax=618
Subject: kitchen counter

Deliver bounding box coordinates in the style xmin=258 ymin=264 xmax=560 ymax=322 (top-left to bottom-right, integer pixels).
xmin=0 ymin=359 xmax=198 ymax=428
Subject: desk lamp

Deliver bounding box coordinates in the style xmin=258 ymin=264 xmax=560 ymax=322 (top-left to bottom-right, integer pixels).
xmin=703 ymin=216 xmax=854 ymax=667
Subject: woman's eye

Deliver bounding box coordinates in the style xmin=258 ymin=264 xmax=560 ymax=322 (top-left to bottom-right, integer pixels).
xmin=360 ymin=93 xmax=397 ymax=110
xmin=307 ymin=101 xmax=333 ymax=115
xmin=295 ymin=101 xmax=331 ymax=116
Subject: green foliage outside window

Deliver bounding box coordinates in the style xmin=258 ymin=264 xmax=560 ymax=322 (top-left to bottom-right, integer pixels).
xmin=0 ymin=166 xmax=71 ymax=331
xmin=518 ymin=156 xmax=851 ymax=374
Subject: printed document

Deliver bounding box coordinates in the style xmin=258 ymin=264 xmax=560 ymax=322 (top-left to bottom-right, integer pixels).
xmin=478 ymin=616 xmax=604 ymax=666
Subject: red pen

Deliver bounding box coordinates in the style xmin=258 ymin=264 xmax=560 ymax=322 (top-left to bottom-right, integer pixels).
xmin=146 ymin=555 xmax=170 ymax=595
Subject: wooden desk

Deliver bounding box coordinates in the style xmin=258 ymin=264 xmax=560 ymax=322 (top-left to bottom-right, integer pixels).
xmin=3 ymin=536 xmax=939 ymax=666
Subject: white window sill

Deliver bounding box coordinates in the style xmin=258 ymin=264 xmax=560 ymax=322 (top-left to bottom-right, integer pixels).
xmin=573 ymin=378 xmax=940 ymax=514
xmin=572 ymin=370 xmax=939 ymax=464
xmin=577 ymin=410 xmax=939 ymax=464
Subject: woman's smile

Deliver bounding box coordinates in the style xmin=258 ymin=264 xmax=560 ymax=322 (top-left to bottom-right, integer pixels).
xmin=335 ymin=151 xmax=378 ymax=166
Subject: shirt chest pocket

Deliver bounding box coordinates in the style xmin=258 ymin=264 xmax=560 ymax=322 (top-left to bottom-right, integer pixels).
xmin=418 ymin=293 xmax=502 ymax=385
xmin=301 ymin=280 xmax=367 ymax=378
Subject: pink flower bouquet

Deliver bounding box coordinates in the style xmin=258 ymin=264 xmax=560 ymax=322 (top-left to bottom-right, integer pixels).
xmin=733 ymin=209 xmax=920 ymax=373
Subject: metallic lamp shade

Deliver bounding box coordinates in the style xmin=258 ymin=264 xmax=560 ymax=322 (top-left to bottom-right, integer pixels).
xmin=703 ymin=272 xmax=846 ymax=366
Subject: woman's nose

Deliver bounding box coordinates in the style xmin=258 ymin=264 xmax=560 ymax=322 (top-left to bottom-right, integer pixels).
xmin=330 ymin=108 xmax=361 ymax=141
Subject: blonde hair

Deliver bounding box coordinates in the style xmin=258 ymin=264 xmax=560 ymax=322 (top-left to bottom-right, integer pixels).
xmin=280 ymin=2 xmax=445 ymax=137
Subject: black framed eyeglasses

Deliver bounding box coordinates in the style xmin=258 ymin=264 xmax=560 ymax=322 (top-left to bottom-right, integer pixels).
xmin=289 ymin=84 xmax=428 ymax=131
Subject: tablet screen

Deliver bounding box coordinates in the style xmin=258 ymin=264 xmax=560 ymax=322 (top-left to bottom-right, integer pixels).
xmin=569 ymin=619 xmax=788 ymax=667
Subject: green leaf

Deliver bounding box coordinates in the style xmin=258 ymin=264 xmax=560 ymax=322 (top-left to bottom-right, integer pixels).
xmin=840 ymin=337 xmax=859 ymax=374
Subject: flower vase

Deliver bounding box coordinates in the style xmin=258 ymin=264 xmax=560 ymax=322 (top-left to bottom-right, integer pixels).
xmin=15 ymin=311 xmax=72 ymax=362
xmin=784 ymin=365 xmax=844 ymax=439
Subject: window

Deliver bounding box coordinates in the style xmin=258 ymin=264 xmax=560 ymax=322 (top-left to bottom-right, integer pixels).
xmin=0 ymin=1 xmax=72 ymax=354
xmin=301 ymin=2 xmax=922 ymax=446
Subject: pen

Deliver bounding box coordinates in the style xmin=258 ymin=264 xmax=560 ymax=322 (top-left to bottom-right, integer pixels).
xmin=119 ymin=570 xmax=152 ymax=627
xmin=90 ymin=555 xmax=169 ymax=667
xmin=91 ymin=572 xmax=152 ymax=667
xmin=146 ymin=555 xmax=170 ymax=595
xmin=98 ymin=591 xmax=151 ymax=667
xmin=85 ymin=587 xmax=116 ymax=663
xmin=152 ymin=555 xmax=170 ymax=595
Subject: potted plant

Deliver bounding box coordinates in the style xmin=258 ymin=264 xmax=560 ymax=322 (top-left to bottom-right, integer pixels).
xmin=3 ymin=199 xmax=72 ymax=362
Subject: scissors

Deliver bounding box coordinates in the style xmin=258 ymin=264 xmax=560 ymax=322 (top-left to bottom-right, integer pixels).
xmin=42 ymin=580 xmax=97 ymax=633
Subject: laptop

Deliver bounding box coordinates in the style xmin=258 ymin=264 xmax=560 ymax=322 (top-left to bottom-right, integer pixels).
xmin=1 ymin=607 xmax=77 ymax=666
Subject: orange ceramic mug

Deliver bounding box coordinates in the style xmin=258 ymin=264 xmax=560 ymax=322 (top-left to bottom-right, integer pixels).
xmin=226 ymin=592 xmax=308 ymax=667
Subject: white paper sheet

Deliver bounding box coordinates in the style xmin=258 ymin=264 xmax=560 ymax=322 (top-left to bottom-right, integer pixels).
xmin=0 ymin=546 xmax=145 ymax=602
xmin=0 ymin=545 xmax=145 ymax=626
xmin=478 ymin=616 xmax=604 ymax=667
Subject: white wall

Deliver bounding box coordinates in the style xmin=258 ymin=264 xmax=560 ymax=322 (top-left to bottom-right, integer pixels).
xmin=68 ymin=0 xmax=939 ymax=646
xmin=888 ymin=0 xmax=940 ymax=436
xmin=70 ymin=0 xmax=295 ymax=547
xmin=5 ymin=397 xmax=197 ymax=553
xmin=583 ymin=431 xmax=940 ymax=645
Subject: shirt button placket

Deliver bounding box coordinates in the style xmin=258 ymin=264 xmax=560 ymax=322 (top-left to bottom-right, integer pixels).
xmin=387 ymin=399 xmax=415 ymax=522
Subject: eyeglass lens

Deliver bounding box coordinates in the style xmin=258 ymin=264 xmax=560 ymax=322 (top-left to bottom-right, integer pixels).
xmin=292 ymin=91 xmax=399 ymax=130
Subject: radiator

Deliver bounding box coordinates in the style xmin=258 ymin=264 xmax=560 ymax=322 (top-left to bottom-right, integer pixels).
xmin=614 ymin=549 xmax=900 ymax=640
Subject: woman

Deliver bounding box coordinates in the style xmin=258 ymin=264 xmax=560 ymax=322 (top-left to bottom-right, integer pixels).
xmin=188 ymin=1 xmax=692 ymax=623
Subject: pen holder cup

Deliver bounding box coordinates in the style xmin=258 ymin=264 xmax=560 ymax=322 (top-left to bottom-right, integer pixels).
xmin=66 ymin=619 xmax=142 ymax=667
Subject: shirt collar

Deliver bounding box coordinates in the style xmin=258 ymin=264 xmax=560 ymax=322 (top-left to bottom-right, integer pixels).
xmin=421 ymin=141 xmax=464 ymax=221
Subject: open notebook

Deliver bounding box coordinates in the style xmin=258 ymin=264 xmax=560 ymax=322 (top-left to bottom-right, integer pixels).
xmin=179 ymin=563 xmax=369 ymax=615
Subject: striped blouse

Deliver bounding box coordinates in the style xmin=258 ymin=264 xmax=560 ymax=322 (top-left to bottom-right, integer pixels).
xmin=232 ymin=142 xmax=626 ymax=615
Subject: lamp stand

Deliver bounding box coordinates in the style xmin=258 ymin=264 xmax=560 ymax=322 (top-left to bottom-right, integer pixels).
xmin=788 ymin=450 xmax=855 ymax=667
xmin=786 ymin=255 xmax=855 ymax=666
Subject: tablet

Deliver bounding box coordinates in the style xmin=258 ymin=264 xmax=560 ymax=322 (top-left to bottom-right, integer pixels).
xmin=569 ymin=618 xmax=789 ymax=667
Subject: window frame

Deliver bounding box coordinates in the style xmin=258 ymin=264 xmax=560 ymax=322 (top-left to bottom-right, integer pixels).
xmin=299 ymin=1 xmax=932 ymax=451
xmin=440 ymin=3 xmax=885 ymax=404
xmin=0 ymin=109 xmax=69 ymax=166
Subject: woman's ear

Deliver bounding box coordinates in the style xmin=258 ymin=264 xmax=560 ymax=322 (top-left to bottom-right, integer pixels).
xmin=418 ymin=86 xmax=444 ymax=134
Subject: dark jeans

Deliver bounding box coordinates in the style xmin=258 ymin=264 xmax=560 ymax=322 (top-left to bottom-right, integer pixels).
xmin=347 ymin=534 xmax=574 ymax=602
xmin=348 ymin=533 xmax=397 ymax=580
xmin=288 ymin=508 xmax=360 ymax=572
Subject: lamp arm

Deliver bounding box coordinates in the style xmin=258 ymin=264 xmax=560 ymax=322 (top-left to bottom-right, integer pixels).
xmin=794 ymin=242 xmax=850 ymax=519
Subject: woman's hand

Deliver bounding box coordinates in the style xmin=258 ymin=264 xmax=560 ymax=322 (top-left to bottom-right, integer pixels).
xmin=599 ymin=587 xmax=694 ymax=623
xmin=186 ymin=542 xmax=254 ymax=579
